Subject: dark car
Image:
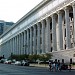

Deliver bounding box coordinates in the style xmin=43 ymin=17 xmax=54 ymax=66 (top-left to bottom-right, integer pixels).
xmin=60 ymin=64 xmax=68 ymax=70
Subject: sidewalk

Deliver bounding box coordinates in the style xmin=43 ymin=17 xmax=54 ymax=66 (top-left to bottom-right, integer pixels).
xmin=30 ymin=63 xmax=49 ymax=68
xmin=72 ymin=65 xmax=75 ymax=69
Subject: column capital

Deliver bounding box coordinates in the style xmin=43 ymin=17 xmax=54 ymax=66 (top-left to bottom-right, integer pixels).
xmin=33 ymin=25 xmax=36 ymax=29
xmin=46 ymin=17 xmax=50 ymax=21
xmin=41 ymin=19 xmax=45 ymax=24
xmin=72 ymin=2 xmax=75 ymax=8
xmin=51 ymin=14 xmax=57 ymax=19
xmin=57 ymin=10 xmax=64 ymax=15
xmin=29 ymin=27 xmax=32 ymax=30
xmin=37 ymin=22 xmax=41 ymax=27
xmin=24 ymin=30 xmax=26 ymax=33
xmin=21 ymin=32 xmax=24 ymax=35
xmin=27 ymin=28 xmax=29 ymax=32
xmin=64 ymin=6 xmax=70 ymax=11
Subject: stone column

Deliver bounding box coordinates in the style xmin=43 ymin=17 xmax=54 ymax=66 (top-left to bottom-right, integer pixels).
xmin=21 ymin=32 xmax=24 ymax=55
xmin=27 ymin=29 xmax=30 ymax=55
xmin=8 ymin=41 xmax=10 ymax=57
xmin=7 ymin=41 xmax=9 ymax=58
xmin=30 ymin=27 xmax=33 ymax=55
xmin=13 ymin=37 xmax=15 ymax=54
xmin=17 ymin=35 xmax=19 ymax=55
xmin=19 ymin=34 xmax=21 ymax=55
xmin=65 ymin=7 xmax=71 ymax=49
xmin=20 ymin=33 xmax=22 ymax=55
xmin=16 ymin=35 xmax=18 ymax=55
xmin=46 ymin=17 xmax=51 ymax=52
xmin=37 ymin=22 xmax=41 ymax=54
xmin=11 ymin=39 xmax=13 ymax=54
xmin=2 ymin=44 xmax=4 ymax=56
xmin=41 ymin=20 xmax=45 ymax=53
xmin=9 ymin=39 xmax=12 ymax=54
xmin=12 ymin=38 xmax=13 ymax=54
xmin=13 ymin=37 xmax=14 ymax=54
xmin=9 ymin=40 xmax=11 ymax=56
xmin=72 ymin=3 xmax=75 ymax=46
xmin=33 ymin=25 xmax=37 ymax=54
xmin=52 ymin=14 xmax=57 ymax=51
xmin=58 ymin=11 xmax=63 ymax=50
xmin=24 ymin=31 xmax=27 ymax=54
xmin=10 ymin=39 xmax=12 ymax=54
xmin=14 ymin=36 xmax=16 ymax=54
xmin=15 ymin=36 xmax=17 ymax=54
xmin=14 ymin=37 xmax=16 ymax=55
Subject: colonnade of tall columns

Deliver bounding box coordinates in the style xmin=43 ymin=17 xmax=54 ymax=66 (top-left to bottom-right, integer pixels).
xmin=1 ymin=2 xmax=75 ymax=57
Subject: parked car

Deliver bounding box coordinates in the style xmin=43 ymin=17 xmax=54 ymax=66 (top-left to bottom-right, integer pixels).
xmin=60 ymin=64 xmax=68 ymax=70
xmin=21 ymin=60 xmax=29 ymax=66
xmin=4 ymin=60 xmax=12 ymax=64
xmin=0 ymin=58 xmax=7 ymax=63
xmin=14 ymin=61 xmax=21 ymax=65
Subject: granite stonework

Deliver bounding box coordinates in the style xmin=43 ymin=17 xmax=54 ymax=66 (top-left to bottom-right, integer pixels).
xmin=52 ymin=48 xmax=75 ymax=63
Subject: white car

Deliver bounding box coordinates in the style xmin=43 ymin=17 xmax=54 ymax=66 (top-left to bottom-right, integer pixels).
xmin=14 ymin=61 xmax=21 ymax=65
xmin=4 ymin=60 xmax=12 ymax=64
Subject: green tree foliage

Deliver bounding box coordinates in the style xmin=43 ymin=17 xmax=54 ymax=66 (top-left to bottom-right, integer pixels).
xmin=28 ymin=54 xmax=39 ymax=62
xmin=9 ymin=54 xmax=29 ymax=61
xmin=9 ymin=53 xmax=52 ymax=62
xmin=39 ymin=53 xmax=52 ymax=62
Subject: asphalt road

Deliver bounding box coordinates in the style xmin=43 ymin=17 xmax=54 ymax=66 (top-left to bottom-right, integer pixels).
xmin=0 ymin=64 xmax=75 ymax=75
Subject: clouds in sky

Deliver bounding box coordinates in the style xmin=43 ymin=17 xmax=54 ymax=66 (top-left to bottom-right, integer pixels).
xmin=0 ymin=0 xmax=42 ymax=22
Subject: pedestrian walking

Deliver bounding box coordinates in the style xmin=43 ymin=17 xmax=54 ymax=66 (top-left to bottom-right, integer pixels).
xmin=49 ymin=60 xmax=52 ymax=71
xmin=68 ymin=64 xmax=72 ymax=71
xmin=52 ymin=62 xmax=56 ymax=71
xmin=58 ymin=60 xmax=61 ymax=71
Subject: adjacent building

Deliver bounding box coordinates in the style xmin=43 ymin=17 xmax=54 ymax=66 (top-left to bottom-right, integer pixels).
xmin=0 ymin=20 xmax=14 ymax=35
xmin=0 ymin=0 xmax=75 ymax=63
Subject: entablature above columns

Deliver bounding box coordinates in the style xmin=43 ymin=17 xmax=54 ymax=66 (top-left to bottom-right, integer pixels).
xmin=0 ymin=0 xmax=75 ymax=45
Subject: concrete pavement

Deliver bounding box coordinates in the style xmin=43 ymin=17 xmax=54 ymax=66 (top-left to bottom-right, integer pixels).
xmin=0 ymin=63 xmax=75 ymax=75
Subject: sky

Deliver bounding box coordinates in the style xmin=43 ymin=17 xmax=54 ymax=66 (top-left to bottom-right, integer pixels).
xmin=0 ymin=0 xmax=43 ymax=23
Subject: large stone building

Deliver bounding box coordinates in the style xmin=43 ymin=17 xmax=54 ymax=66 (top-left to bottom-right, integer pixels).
xmin=0 ymin=0 xmax=75 ymax=63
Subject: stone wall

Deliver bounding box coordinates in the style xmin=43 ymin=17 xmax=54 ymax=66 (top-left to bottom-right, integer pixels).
xmin=51 ymin=48 xmax=75 ymax=63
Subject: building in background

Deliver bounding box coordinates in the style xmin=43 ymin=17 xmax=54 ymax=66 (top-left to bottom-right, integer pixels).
xmin=0 ymin=20 xmax=14 ymax=35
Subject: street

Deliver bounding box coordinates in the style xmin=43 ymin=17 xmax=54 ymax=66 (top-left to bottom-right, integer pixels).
xmin=0 ymin=64 xmax=75 ymax=75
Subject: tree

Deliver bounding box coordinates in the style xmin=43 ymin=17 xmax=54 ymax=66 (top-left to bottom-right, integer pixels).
xmin=8 ymin=54 xmax=29 ymax=61
xmin=28 ymin=54 xmax=39 ymax=62
xmin=39 ymin=53 xmax=52 ymax=62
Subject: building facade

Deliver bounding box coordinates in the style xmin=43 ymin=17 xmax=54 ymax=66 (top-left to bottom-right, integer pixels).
xmin=0 ymin=0 xmax=75 ymax=63
xmin=0 ymin=20 xmax=14 ymax=35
